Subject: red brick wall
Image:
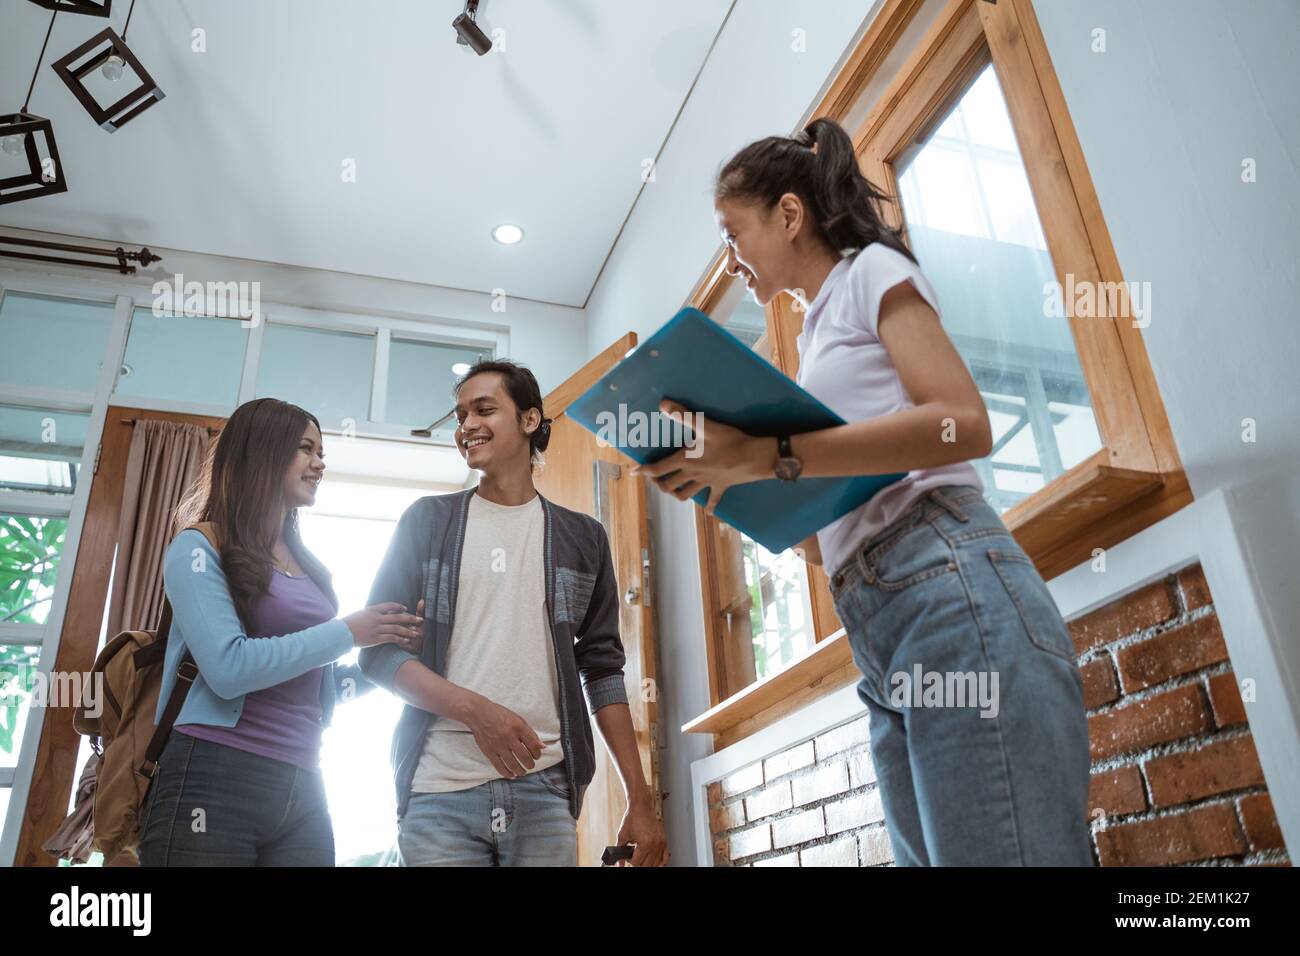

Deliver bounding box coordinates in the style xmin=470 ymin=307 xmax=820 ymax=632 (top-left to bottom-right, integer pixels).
xmin=1077 ymin=563 xmax=1288 ymax=866
xmin=706 ymin=562 xmax=1290 ymax=867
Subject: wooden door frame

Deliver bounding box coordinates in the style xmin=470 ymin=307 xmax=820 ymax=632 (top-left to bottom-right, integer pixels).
xmin=13 ymin=406 xmax=225 ymax=867
xmin=538 ymin=333 xmax=663 ymax=862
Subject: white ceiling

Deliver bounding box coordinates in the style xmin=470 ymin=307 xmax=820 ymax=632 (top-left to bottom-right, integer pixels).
xmin=0 ymin=0 xmax=733 ymax=307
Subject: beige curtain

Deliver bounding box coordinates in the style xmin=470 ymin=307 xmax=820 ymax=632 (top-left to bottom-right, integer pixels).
xmin=105 ymin=420 xmax=210 ymax=636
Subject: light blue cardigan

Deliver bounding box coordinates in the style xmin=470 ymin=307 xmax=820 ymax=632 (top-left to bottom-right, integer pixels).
xmin=153 ymin=528 xmax=359 ymax=731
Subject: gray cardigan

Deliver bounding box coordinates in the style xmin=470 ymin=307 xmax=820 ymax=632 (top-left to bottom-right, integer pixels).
xmin=358 ymin=488 xmax=630 ymax=820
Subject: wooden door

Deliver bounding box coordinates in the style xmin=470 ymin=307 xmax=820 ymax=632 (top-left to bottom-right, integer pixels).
xmin=533 ymin=334 xmax=661 ymax=866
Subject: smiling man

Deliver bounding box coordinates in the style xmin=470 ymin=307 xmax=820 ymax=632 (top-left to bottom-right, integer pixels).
xmin=359 ymin=359 xmax=667 ymax=867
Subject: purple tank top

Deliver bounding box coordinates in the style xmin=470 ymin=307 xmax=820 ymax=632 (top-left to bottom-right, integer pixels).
xmin=176 ymin=567 xmax=336 ymax=771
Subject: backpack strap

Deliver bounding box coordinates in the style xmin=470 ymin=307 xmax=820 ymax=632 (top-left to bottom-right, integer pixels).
xmin=138 ymin=522 xmax=221 ymax=780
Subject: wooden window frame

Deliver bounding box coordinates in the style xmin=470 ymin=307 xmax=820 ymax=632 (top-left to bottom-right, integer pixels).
xmin=684 ymin=0 xmax=1189 ymax=748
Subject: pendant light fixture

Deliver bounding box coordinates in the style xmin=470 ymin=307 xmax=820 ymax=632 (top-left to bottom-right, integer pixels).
xmin=0 ymin=9 xmax=68 ymax=206
xmin=51 ymin=0 xmax=165 ymax=132
xmin=26 ymin=0 xmax=112 ymax=16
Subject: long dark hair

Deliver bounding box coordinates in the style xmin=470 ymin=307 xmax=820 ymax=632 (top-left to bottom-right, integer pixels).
xmin=173 ymin=397 xmax=323 ymax=624
xmin=715 ymin=117 xmax=916 ymax=263
xmin=454 ymin=359 xmax=552 ymax=467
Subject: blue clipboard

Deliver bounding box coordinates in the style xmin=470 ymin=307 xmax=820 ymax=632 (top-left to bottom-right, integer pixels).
xmin=566 ymin=307 xmax=906 ymax=553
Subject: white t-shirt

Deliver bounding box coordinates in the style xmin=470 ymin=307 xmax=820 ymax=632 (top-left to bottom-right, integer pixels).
xmin=411 ymin=492 xmax=565 ymax=793
xmin=795 ymin=242 xmax=983 ymax=580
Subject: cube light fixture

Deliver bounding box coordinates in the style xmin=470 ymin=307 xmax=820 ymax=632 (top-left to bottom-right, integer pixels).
xmin=26 ymin=0 xmax=112 ymax=16
xmin=51 ymin=27 xmax=165 ymax=132
xmin=0 ymin=112 xmax=68 ymax=206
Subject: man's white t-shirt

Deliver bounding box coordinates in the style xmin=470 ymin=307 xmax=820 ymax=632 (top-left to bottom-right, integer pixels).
xmin=795 ymin=243 xmax=984 ymax=580
xmin=411 ymin=492 xmax=565 ymax=793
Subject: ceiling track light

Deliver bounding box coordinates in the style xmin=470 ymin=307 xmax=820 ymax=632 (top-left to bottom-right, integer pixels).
xmin=452 ymin=0 xmax=493 ymax=56
xmin=51 ymin=0 xmax=165 ymax=132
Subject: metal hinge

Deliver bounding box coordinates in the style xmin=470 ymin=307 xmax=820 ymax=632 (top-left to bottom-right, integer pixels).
xmin=641 ymin=547 xmax=652 ymax=608
xmin=93 ymin=440 xmax=103 ymax=475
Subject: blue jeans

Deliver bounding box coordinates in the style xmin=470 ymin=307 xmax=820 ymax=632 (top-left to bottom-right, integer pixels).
xmin=397 ymin=762 xmax=577 ymax=866
xmin=828 ymin=485 xmax=1093 ymax=866
xmin=138 ymin=732 xmax=335 ymax=866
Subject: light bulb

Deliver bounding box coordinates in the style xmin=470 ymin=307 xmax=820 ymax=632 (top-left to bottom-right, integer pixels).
xmin=101 ymin=55 xmax=125 ymax=82
xmin=1 ymin=134 xmax=25 ymax=156
xmin=492 ymin=223 xmax=524 ymax=245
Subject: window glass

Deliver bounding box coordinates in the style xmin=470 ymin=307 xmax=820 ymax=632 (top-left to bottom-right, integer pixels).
xmin=115 ymin=308 xmax=247 ymax=406
xmin=0 ymin=292 xmax=112 ymax=392
xmin=386 ymin=338 xmax=491 ymax=426
xmin=896 ymin=62 xmax=1103 ymax=511
xmin=0 ymin=644 xmax=40 ymax=770
xmin=0 ymin=515 xmax=67 ymax=626
xmin=0 ymin=406 xmax=87 ymax=496
xmin=712 ymin=285 xmax=815 ymax=683
xmin=256 ymin=324 xmax=375 ymax=431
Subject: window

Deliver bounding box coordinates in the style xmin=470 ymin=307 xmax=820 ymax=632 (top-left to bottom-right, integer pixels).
xmin=0 ymin=514 xmax=67 ymax=626
xmin=115 ymin=308 xmax=248 ymax=406
xmin=0 ymin=288 xmax=106 ymax=863
xmin=695 ymin=280 xmax=819 ymax=698
xmin=855 ymin=0 xmax=1183 ymax=580
xmin=685 ymin=0 xmax=1185 ymax=745
xmin=385 ymin=337 xmax=491 ymax=427
xmin=0 ymin=292 xmax=112 ymax=392
xmin=0 ymin=406 xmax=89 ymax=496
xmin=894 ymin=63 xmax=1102 ymax=512
xmin=256 ymin=324 xmax=376 ymax=430
xmin=0 ymin=644 xmax=39 ymax=770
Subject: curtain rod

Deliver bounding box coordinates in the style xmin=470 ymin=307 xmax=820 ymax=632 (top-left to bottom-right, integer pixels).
xmin=119 ymin=417 xmax=221 ymax=435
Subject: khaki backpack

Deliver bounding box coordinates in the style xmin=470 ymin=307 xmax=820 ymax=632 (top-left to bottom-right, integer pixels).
xmin=53 ymin=523 xmax=219 ymax=864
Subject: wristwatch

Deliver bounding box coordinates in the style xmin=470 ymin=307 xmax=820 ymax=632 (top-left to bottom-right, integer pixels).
xmin=773 ymin=435 xmax=802 ymax=482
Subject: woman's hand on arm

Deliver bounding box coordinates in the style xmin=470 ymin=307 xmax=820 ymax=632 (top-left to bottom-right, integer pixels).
xmin=343 ymin=601 xmax=423 ymax=652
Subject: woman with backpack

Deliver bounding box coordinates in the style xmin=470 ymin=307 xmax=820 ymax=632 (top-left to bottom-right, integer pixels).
xmin=137 ymin=397 xmax=424 ymax=866
xmin=634 ymin=118 xmax=1093 ymax=865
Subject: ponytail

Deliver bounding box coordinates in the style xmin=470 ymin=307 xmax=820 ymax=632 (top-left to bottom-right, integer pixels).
xmin=715 ymin=117 xmax=916 ymax=263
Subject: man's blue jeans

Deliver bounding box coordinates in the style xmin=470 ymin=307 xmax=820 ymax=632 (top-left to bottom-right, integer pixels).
xmin=828 ymin=485 xmax=1094 ymax=866
xmin=398 ymin=761 xmax=577 ymax=866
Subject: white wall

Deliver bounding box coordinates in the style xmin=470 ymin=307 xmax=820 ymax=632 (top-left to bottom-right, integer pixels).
xmin=1036 ymin=0 xmax=1300 ymax=854
xmin=1032 ymin=0 xmax=1300 ymax=495
xmin=582 ymin=0 xmax=883 ymax=864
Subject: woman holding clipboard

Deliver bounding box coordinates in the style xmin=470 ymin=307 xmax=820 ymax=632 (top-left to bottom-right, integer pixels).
xmin=633 ymin=118 xmax=1092 ymax=866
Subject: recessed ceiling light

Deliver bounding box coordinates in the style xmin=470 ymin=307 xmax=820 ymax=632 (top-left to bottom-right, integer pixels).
xmin=492 ymin=223 xmax=524 ymax=245
xmin=452 ymin=362 xmax=471 ymax=376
